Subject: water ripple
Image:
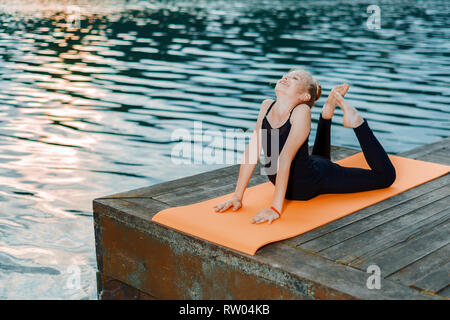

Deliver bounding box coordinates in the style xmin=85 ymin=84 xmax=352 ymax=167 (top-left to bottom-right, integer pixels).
xmin=0 ymin=0 xmax=449 ymax=299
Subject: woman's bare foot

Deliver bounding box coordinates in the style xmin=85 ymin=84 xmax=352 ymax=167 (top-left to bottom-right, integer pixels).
xmin=322 ymin=83 xmax=350 ymax=120
xmin=331 ymin=91 xmax=364 ymax=128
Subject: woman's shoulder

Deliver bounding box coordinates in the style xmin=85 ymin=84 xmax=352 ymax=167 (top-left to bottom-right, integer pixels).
xmin=258 ymin=99 xmax=275 ymax=116
xmin=261 ymin=98 xmax=275 ymax=109
xmin=292 ymin=103 xmax=311 ymax=113
xmin=254 ymin=99 xmax=275 ymax=127
xmin=262 ymin=98 xmax=275 ymax=104
xmin=289 ymin=103 xmax=311 ymax=125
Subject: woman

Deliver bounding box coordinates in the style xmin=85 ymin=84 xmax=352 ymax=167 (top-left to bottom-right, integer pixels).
xmin=213 ymin=68 xmax=396 ymax=225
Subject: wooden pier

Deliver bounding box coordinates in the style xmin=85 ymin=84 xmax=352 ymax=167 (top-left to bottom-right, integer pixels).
xmin=93 ymin=137 xmax=449 ymax=300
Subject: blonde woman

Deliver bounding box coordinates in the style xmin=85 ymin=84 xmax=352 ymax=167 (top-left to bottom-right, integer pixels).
xmin=213 ymin=68 xmax=396 ymax=225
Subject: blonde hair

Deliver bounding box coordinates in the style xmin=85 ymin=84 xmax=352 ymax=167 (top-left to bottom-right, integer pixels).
xmin=288 ymin=67 xmax=322 ymax=108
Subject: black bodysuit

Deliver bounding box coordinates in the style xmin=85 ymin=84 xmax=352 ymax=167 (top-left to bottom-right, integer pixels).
xmin=261 ymin=100 xmax=396 ymax=201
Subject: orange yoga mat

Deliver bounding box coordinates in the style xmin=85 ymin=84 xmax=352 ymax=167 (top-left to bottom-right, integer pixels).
xmin=152 ymin=153 xmax=450 ymax=255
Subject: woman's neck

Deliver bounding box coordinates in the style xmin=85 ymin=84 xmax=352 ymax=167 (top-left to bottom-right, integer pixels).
xmin=275 ymin=97 xmax=299 ymax=116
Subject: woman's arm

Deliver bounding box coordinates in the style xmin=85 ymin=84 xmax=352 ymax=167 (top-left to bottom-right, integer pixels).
xmin=214 ymin=99 xmax=272 ymax=213
xmin=271 ymin=104 xmax=311 ymax=213
xmin=233 ymin=99 xmax=273 ymax=200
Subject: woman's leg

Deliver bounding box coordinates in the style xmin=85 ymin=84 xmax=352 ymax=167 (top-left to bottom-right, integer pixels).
xmin=312 ymin=113 xmax=332 ymax=160
xmin=318 ymin=118 xmax=396 ymax=194
xmin=312 ymin=84 xmax=350 ymax=160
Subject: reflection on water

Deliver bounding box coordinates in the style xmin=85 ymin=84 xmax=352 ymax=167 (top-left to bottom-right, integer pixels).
xmin=0 ymin=0 xmax=449 ymax=299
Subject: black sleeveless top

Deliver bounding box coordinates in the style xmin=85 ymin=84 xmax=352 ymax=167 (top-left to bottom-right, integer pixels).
xmin=261 ymin=100 xmax=326 ymax=200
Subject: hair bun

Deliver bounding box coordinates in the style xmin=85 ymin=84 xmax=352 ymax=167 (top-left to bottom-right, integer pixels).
xmin=315 ymin=80 xmax=322 ymax=101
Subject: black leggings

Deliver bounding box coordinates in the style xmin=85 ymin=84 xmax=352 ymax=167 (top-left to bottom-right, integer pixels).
xmin=311 ymin=113 xmax=396 ymax=194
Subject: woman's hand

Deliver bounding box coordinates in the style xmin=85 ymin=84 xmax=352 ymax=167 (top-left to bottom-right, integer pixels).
xmin=213 ymin=195 xmax=242 ymax=213
xmin=250 ymin=208 xmax=280 ymax=225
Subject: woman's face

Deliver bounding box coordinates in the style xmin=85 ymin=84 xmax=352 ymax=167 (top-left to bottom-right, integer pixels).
xmin=275 ymin=71 xmax=310 ymax=101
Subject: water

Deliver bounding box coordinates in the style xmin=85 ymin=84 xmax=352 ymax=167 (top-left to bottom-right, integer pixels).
xmin=0 ymin=0 xmax=449 ymax=299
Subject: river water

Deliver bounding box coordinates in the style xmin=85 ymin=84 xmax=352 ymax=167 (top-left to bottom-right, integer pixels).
xmin=0 ymin=0 xmax=449 ymax=299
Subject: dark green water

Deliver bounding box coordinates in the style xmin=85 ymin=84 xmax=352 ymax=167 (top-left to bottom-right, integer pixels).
xmin=0 ymin=0 xmax=449 ymax=298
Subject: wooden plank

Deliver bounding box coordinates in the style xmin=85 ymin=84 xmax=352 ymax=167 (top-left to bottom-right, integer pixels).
xmin=349 ymin=220 xmax=450 ymax=277
xmin=399 ymin=137 xmax=450 ymax=160
xmin=93 ymin=197 xmax=170 ymax=229
xmin=386 ymin=244 xmax=449 ymax=294
xmin=417 ymin=153 xmax=450 ymax=166
xmin=386 ymin=243 xmax=449 ymax=291
xmin=411 ymin=267 xmax=449 ymax=294
xmin=386 ymin=244 xmax=449 ymax=285
xmin=299 ymin=187 xmax=449 ymax=253
xmin=434 ymin=147 xmax=450 ymax=159
xmin=317 ymin=198 xmax=449 ymax=265
xmin=437 ymin=285 xmax=450 ymax=298
xmin=284 ymin=174 xmax=449 ymax=248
